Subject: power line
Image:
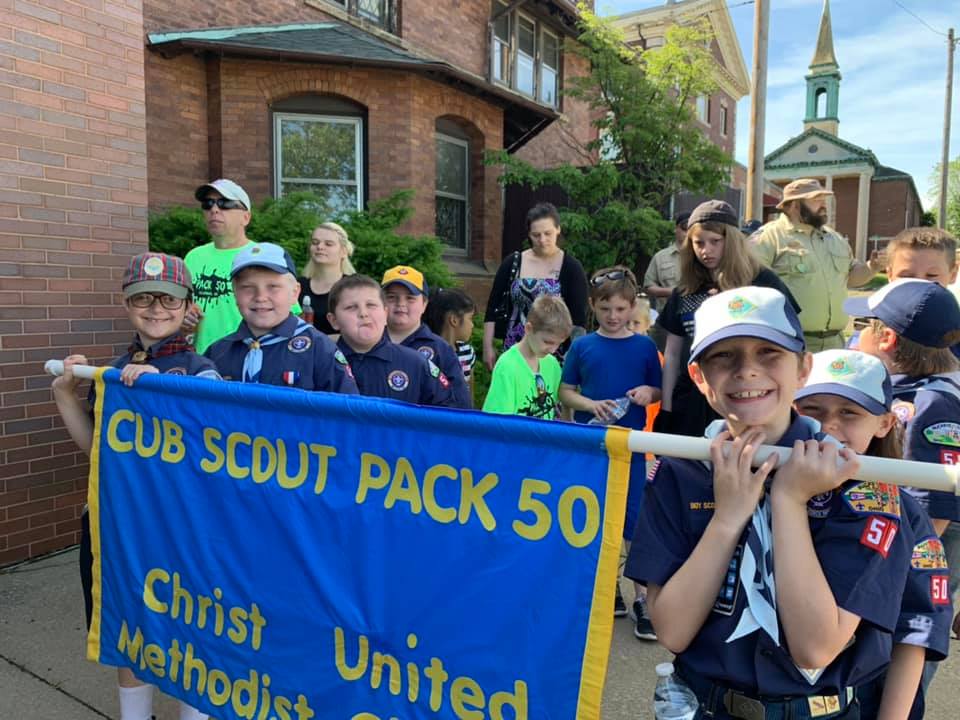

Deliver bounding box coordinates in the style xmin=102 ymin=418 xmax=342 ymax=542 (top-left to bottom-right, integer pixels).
xmin=890 ymin=0 xmax=951 ymax=39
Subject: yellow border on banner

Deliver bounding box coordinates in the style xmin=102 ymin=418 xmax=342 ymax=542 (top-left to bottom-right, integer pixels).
xmin=85 ymin=368 xmax=109 ymax=662
xmin=575 ymin=426 xmax=632 ymax=720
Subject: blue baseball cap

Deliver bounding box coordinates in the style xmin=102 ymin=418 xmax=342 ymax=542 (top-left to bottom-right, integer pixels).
xmin=689 ymin=286 xmax=805 ymax=363
xmin=843 ymin=278 xmax=960 ymax=349
xmin=231 ymin=242 xmax=297 ymax=278
xmin=795 ymin=350 xmax=892 ymax=415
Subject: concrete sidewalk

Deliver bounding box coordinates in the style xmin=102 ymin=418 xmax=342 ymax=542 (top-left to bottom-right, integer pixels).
xmin=1 ymin=549 xmax=958 ymax=719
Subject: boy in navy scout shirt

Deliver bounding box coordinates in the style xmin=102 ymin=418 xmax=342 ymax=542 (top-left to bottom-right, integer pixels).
xmin=328 ymin=274 xmax=453 ymax=406
xmin=626 ymin=286 xmax=912 ymax=719
xmin=52 ymin=252 xmax=216 ymax=720
xmin=382 ymin=264 xmax=471 ymax=408
xmin=205 ymin=242 xmax=358 ymax=394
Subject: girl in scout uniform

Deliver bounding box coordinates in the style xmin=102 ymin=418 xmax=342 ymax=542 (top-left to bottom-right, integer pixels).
xmin=52 ymin=252 xmax=217 ymax=720
xmin=626 ymin=286 xmax=912 ymax=719
xmin=795 ymin=350 xmax=953 ymax=720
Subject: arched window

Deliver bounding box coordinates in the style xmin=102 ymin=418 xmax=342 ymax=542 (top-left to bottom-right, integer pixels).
xmin=435 ymin=118 xmax=470 ymax=252
xmin=815 ymin=88 xmax=827 ymax=118
xmin=272 ymin=95 xmax=367 ymax=219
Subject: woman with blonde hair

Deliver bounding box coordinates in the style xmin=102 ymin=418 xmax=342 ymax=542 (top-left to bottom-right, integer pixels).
xmin=652 ymin=200 xmax=800 ymax=436
xmin=298 ymin=222 xmax=355 ymax=334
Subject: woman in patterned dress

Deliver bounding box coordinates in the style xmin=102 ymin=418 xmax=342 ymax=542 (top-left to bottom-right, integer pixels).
xmin=482 ymin=203 xmax=588 ymax=370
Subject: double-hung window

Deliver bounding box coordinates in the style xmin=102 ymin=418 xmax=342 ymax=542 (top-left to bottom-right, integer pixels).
xmin=490 ymin=1 xmax=562 ymax=109
xmin=435 ymin=133 xmax=470 ymax=252
xmin=274 ymin=113 xmax=364 ymax=219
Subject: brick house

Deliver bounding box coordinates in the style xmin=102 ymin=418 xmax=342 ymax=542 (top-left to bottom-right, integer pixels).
xmin=0 ymin=1 xmax=598 ymax=564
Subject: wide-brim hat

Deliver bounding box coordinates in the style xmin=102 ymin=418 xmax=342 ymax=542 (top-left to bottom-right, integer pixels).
xmin=776 ymin=178 xmax=833 ymax=210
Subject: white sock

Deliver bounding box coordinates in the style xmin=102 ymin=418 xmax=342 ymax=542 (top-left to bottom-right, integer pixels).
xmin=179 ymin=700 xmax=209 ymax=720
xmin=117 ymin=683 xmax=154 ymax=720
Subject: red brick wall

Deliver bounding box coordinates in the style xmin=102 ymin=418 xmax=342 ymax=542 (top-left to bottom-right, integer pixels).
xmin=402 ymin=0 xmax=490 ymax=76
xmin=869 ymin=179 xmax=921 ymax=239
xmin=143 ymin=0 xmax=321 ymax=33
xmin=0 ymin=0 xmax=148 ymax=566
xmin=515 ymin=50 xmax=596 ymax=168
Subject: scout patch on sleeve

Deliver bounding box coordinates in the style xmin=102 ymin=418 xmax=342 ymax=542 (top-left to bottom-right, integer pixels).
xmin=923 ymin=421 xmax=960 ymax=447
xmin=428 ymin=360 xmax=440 ymax=378
xmin=288 ymin=335 xmax=312 ymax=353
xmin=940 ymin=448 xmax=960 ymax=465
xmin=931 ymin=575 xmax=950 ymax=605
xmin=806 ymin=491 xmax=833 ymax=519
xmin=842 ymin=481 xmax=901 ymax=518
xmin=892 ymin=400 xmax=915 ymax=424
xmin=912 ymin=537 xmax=948 ymax=570
xmin=859 ymin=515 xmax=897 ymax=557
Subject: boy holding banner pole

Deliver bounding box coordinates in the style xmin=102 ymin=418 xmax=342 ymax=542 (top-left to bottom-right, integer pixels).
xmin=626 ymin=285 xmax=912 ymax=718
xmin=51 ymin=252 xmax=216 ymax=720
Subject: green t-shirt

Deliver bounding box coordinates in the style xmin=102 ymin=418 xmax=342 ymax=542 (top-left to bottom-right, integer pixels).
xmin=482 ymin=344 xmax=562 ymax=420
xmin=184 ymin=241 xmax=253 ymax=353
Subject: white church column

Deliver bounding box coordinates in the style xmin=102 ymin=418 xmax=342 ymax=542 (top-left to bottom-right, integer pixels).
xmin=855 ymin=171 xmax=871 ymax=262
xmin=825 ymin=175 xmax=835 ymax=227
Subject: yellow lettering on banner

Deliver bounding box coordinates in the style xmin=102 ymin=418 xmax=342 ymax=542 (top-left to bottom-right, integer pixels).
xmin=107 ymin=409 xmax=134 ymax=452
xmin=458 ymin=469 xmax=498 ymax=531
xmin=357 ymin=452 xmax=391 ymax=503
xmin=226 ymin=432 xmax=251 ymax=479
xmin=160 ymin=420 xmax=185 ymax=463
xmin=143 ymin=567 xmax=170 ymax=613
xmin=276 ymin=439 xmax=308 ymax=489
xmin=117 ymin=620 xmax=144 ymax=664
xmin=424 ymin=657 xmax=449 ymax=712
xmin=371 ymin=652 xmax=402 ymax=695
xmin=451 ymin=677 xmax=485 ymax=720
xmin=385 ymin=457 xmax=423 ymax=514
xmin=207 ymin=669 xmax=231 ymax=707
xmin=143 ymin=643 xmax=166 ymax=678
xmin=334 ymin=626 xmax=369 ymax=681
xmin=557 ymin=485 xmax=601 ymax=549
xmin=490 ymin=681 xmax=529 ymax=720
xmin=252 ymin=437 xmax=277 ymax=484
xmin=512 ymin=479 xmax=552 ymax=541
xmin=423 ymin=464 xmax=457 ymax=523
xmin=310 ymin=444 xmax=337 ymax=494
xmin=200 ymin=427 xmax=225 ymax=473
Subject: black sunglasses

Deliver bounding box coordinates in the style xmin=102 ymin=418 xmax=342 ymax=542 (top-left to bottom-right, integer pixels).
xmin=591 ymin=269 xmax=632 ymax=287
xmin=200 ymin=197 xmax=245 ymax=211
xmin=852 ymin=317 xmax=873 ymax=331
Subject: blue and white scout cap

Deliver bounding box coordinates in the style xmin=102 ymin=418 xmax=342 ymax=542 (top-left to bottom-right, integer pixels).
xmin=689 ymin=286 xmax=804 ymax=363
xmin=231 ymin=242 xmax=297 ymax=278
xmin=194 ymin=178 xmax=251 ymax=210
xmin=843 ymin=278 xmax=960 ymax=349
xmin=795 ymin=350 xmax=892 ymax=415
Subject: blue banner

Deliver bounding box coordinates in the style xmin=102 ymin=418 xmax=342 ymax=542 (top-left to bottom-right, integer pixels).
xmin=86 ymin=369 xmax=630 ymax=720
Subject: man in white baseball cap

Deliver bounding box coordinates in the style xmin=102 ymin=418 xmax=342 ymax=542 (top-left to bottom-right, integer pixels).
xmin=183 ymin=179 xmax=255 ymax=352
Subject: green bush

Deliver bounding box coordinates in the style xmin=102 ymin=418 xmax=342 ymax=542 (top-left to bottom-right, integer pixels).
xmin=863 ymin=273 xmax=889 ymax=290
xmin=148 ymin=190 xmax=456 ymax=289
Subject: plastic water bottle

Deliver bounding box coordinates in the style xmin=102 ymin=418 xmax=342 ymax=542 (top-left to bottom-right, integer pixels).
xmin=653 ymin=663 xmax=698 ymax=720
xmin=302 ymin=295 xmax=315 ymax=325
xmin=587 ymin=396 xmax=631 ymax=425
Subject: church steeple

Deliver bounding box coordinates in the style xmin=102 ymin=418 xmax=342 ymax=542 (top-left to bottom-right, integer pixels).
xmin=804 ymin=0 xmax=841 ymax=135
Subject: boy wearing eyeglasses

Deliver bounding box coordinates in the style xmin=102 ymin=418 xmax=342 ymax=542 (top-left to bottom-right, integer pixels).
xmin=559 ymin=266 xmax=662 ymax=633
xmin=51 ymin=252 xmax=218 ymax=720
xmin=183 ymin=179 xmax=256 ymax=353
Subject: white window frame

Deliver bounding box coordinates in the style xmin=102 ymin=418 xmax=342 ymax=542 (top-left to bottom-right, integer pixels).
xmin=696 ymin=95 xmax=710 ymax=125
xmin=435 ymin=132 xmax=470 ymax=254
xmin=489 ymin=3 xmax=561 ymax=109
xmin=273 ymin=112 xmax=364 ymax=213
xmin=719 ymin=104 xmax=728 ymax=136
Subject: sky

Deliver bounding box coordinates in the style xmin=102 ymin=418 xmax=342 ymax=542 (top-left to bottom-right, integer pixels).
xmin=598 ymin=0 xmax=960 ymax=209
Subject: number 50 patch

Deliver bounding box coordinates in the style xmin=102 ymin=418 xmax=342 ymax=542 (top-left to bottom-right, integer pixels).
xmin=860 ymin=515 xmax=898 ymax=558
xmin=931 ymin=576 xmax=950 ymax=605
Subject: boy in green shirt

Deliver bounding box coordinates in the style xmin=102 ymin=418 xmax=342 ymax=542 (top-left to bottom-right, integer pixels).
xmin=483 ymin=295 xmax=572 ymax=419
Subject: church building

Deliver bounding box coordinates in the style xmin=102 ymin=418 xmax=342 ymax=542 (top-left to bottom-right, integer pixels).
xmin=764 ymin=0 xmax=923 ymax=259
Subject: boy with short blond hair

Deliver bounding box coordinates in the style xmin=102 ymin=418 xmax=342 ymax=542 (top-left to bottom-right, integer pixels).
xmin=483 ymin=295 xmax=571 ymax=419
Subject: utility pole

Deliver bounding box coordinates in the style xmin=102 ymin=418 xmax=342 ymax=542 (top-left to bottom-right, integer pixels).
xmin=939 ymin=28 xmax=955 ymax=229
xmin=745 ymin=0 xmax=769 ymax=223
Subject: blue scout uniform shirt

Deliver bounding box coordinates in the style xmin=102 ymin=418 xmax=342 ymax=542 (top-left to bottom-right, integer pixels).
xmin=205 ymin=314 xmax=358 ymax=394
xmin=896 ymin=492 xmax=953 ymax=661
xmin=399 ymin=323 xmax=471 ymax=408
xmin=337 ymin=333 xmax=454 ymax=407
xmin=626 ymin=414 xmax=912 ymax=696
xmin=87 ymin=335 xmax=221 ymax=407
xmin=891 ymin=372 xmax=960 ymax=522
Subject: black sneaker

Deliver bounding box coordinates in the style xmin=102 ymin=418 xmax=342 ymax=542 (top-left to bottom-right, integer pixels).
xmin=633 ymin=598 xmax=657 ymax=640
xmin=614 ymin=584 xmax=628 ymax=617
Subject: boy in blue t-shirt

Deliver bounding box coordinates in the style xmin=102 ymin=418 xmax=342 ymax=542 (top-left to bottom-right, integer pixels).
xmin=559 ymin=266 xmax=661 ymax=636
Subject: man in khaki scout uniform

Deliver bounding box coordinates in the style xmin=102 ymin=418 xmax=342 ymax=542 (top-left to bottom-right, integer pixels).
xmin=752 ymin=179 xmax=874 ymax=351
xmin=643 ymin=212 xmax=689 ymax=352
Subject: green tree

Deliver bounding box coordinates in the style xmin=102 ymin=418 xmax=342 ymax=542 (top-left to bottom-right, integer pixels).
xmin=929 ymin=156 xmax=960 ymax=235
xmin=487 ymin=7 xmax=732 ymax=271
